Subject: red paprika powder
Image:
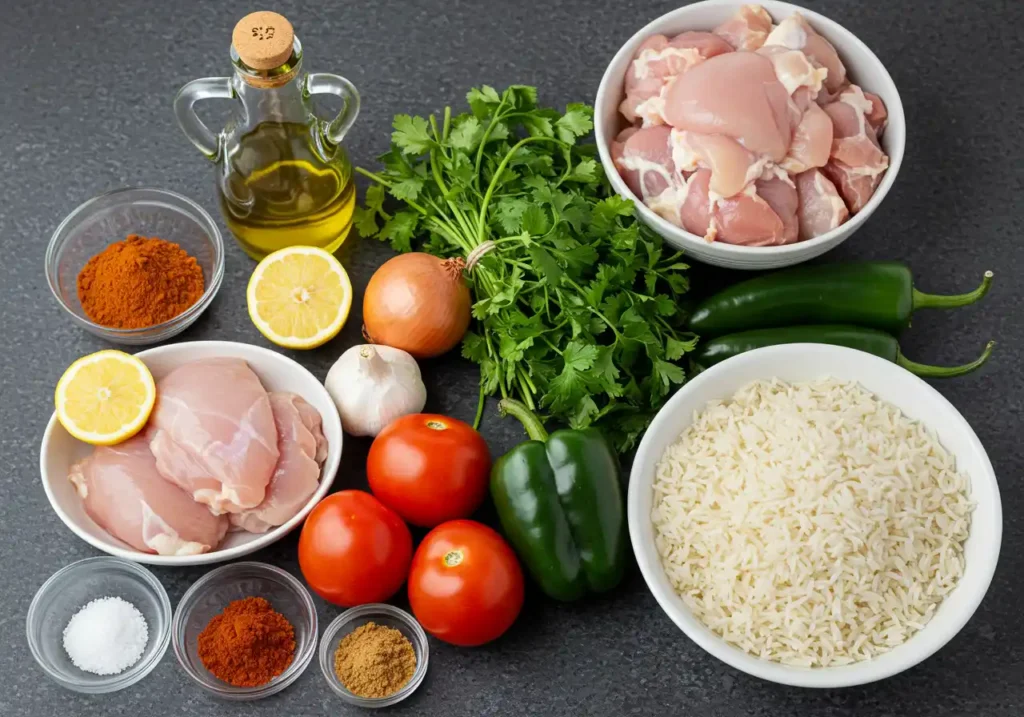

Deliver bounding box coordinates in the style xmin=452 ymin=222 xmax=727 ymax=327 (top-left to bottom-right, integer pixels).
xmin=76 ymin=234 xmax=205 ymax=329
xmin=197 ymin=596 xmax=296 ymax=687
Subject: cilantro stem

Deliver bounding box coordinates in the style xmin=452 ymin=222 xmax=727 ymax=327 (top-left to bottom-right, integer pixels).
xmin=442 ymin=106 xmax=451 ymax=142
xmin=473 ymin=96 xmax=508 ymax=189
xmin=476 ymin=136 xmax=571 ymax=246
xmin=472 ymin=381 xmax=486 ymax=430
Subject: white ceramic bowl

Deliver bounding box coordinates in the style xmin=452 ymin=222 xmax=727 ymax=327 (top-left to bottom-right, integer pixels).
xmin=40 ymin=341 xmax=343 ymax=566
xmin=627 ymin=344 xmax=1000 ymax=687
xmin=595 ymin=0 xmax=906 ymax=269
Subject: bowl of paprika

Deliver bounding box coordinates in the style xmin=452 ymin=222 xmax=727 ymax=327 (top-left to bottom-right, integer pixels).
xmin=171 ymin=562 xmax=318 ymax=700
xmin=45 ymin=187 xmax=224 ymax=345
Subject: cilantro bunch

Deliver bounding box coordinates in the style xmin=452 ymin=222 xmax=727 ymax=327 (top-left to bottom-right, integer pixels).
xmin=354 ymin=85 xmax=697 ymax=451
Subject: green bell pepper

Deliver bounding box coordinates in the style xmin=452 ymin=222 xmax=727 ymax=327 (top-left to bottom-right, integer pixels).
xmin=490 ymin=399 xmax=626 ymax=601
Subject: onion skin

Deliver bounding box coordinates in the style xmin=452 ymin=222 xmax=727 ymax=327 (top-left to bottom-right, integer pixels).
xmin=363 ymin=253 xmax=472 ymax=358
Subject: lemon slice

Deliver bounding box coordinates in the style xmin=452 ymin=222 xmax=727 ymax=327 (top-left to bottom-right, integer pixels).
xmin=247 ymin=246 xmax=353 ymax=349
xmin=55 ymin=350 xmax=156 ymax=445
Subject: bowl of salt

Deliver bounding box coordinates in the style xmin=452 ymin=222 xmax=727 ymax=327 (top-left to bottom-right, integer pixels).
xmin=26 ymin=556 xmax=172 ymax=693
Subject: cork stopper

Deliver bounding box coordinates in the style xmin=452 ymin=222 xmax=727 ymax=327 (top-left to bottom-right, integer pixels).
xmin=232 ymin=11 xmax=294 ymax=70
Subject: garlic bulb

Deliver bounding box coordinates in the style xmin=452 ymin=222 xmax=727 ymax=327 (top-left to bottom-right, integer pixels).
xmin=324 ymin=344 xmax=427 ymax=437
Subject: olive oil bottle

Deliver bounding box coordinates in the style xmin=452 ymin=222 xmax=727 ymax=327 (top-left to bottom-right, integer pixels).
xmin=175 ymin=11 xmax=361 ymax=260
xmin=218 ymin=121 xmax=356 ymax=258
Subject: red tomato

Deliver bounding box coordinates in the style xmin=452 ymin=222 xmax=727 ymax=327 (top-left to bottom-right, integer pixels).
xmin=408 ymin=520 xmax=524 ymax=646
xmin=298 ymin=490 xmax=412 ymax=607
xmin=367 ymin=414 xmax=491 ymax=528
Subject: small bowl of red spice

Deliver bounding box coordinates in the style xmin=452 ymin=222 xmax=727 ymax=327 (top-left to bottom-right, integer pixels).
xmin=45 ymin=188 xmax=224 ymax=345
xmin=171 ymin=562 xmax=317 ymax=701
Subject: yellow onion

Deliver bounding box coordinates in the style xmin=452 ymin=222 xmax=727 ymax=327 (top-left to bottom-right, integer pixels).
xmin=363 ymin=253 xmax=471 ymax=358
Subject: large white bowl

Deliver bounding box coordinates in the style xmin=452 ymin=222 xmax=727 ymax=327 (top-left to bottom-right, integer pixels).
xmin=627 ymin=344 xmax=1000 ymax=687
xmin=40 ymin=341 xmax=343 ymax=567
xmin=595 ymin=0 xmax=906 ymax=269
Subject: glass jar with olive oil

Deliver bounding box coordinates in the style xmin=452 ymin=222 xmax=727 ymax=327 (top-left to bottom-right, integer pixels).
xmin=175 ymin=11 xmax=360 ymax=259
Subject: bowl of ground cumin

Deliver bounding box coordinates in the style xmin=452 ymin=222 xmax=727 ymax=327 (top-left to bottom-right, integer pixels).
xmin=46 ymin=188 xmax=224 ymax=345
xmin=318 ymin=603 xmax=429 ymax=708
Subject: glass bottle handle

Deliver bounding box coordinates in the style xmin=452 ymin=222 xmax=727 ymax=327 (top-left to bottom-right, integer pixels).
xmin=304 ymin=73 xmax=361 ymax=145
xmin=173 ymin=77 xmax=235 ymax=159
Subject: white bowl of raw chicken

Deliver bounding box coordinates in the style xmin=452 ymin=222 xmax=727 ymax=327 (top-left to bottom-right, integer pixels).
xmin=595 ymin=1 xmax=905 ymax=269
xmin=40 ymin=341 xmax=343 ymax=566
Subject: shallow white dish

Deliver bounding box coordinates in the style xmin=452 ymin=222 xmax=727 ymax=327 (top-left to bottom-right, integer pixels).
xmin=40 ymin=341 xmax=343 ymax=567
xmin=627 ymin=344 xmax=1000 ymax=687
xmin=595 ymin=0 xmax=906 ymax=269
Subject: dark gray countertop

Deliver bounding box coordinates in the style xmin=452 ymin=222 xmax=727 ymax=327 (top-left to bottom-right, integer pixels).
xmin=1 ymin=0 xmax=1021 ymax=715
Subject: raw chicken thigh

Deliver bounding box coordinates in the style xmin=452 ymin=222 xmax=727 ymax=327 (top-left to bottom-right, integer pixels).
xmin=613 ymin=4 xmax=890 ymax=244
xmin=230 ymin=393 xmax=327 ymax=534
xmin=69 ymin=436 xmax=228 ymax=556
xmin=611 ymin=125 xmax=687 ymax=225
xmin=149 ymin=358 xmax=279 ymax=515
xmin=796 ymin=169 xmax=849 ymax=240
xmin=713 ymin=4 xmax=774 ymax=51
xmin=620 ymin=31 xmax=733 ymax=125
xmin=763 ymin=13 xmax=847 ymax=95
xmin=663 ymin=52 xmax=792 ymax=162
xmin=822 ymin=86 xmax=889 ymax=213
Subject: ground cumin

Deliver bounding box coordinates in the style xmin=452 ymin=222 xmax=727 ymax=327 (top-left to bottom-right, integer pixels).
xmin=77 ymin=234 xmax=204 ymax=329
xmin=197 ymin=596 xmax=295 ymax=687
xmin=333 ymin=621 xmax=416 ymax=698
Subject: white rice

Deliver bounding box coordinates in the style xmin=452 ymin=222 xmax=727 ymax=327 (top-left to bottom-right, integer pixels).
xmin=652 ymin=378 xmax=972 ymax=667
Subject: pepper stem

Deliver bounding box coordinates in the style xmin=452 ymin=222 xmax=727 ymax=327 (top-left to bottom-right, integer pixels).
xmin=913 ymin=271 xmax=993 ymax=310
xmin=498 ymin=398 xmax=549 ymax=441
xmin=897 ymin=341 xmax=995 ymax=378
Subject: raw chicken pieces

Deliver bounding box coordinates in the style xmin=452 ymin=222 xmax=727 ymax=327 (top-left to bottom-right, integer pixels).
xmin=611 ymin=125 xmax=688 ymax=225
xmin=796 ymin=169 xmax=849 ymax=240
xmin=149 ymin=358 xmax=279 ymax=515
xmin=230 ymin=393 xmax=326 ymax=534
xmin=713 ymin=4 xmax=774 ymax=51
xmin=620 ymin=32 xmax=733 ymax=125
xmin=822 ymin=86 xmax=889 ymax=213
xmin=763 ymin=13 xmax=847 ymax=94
xmin=69 ymin=436 xmax=228 ymax=556
xmin=613 ymin=5 xmax=889 ymax=244
xmin=664 ymin=52 xmax=792 ymax=162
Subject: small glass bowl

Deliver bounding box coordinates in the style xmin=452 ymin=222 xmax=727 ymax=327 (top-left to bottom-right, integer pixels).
xmin=45 ymin=187 xmax=225 ymax=345
xmin=26 ymin=557 xmax=172 ymax=694
xmin=172 ymin=561 xmax=317 ymax=701
xmin=319 ymin=604 xmax=430 ymax=708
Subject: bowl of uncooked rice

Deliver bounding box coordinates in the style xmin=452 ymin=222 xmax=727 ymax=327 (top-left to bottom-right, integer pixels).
xmin=627 ymin=344 xmax=1001 ymax=688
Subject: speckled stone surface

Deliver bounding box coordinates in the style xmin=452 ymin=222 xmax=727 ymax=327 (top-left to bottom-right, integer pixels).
xmin=1 ymin=0 xmax=1021 ymax=715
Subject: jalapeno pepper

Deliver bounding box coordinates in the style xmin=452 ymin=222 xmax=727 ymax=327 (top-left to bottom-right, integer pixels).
xmin=693 ymin=325 xmax=995 ymax=378
xmin=690 ymin=262 xmax=994 ymax=338
xmin=490 ymin=399 xmax=626 ymax=602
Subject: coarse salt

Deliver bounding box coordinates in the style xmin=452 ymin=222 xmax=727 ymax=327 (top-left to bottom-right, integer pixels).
xmin=63 ymin=596 xmax=149 ymax=675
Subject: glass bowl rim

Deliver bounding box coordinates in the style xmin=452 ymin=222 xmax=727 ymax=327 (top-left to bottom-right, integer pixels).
xmin=44 ymin=187 xmax=225 ymax=337
xmin=171 ymin=561 xmax=318 ymax=701
xmin=318 ymin=603 xmax=430 ymax=708
xmin=25 ymin=556 xmax=173 ymax=694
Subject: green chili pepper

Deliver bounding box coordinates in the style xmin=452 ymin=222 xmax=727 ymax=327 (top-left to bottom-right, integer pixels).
xmin=693 ymin=325 xmax=995 ymax=378
xmin=490 ymin=399 xmax=626 ymax=602
xmin=689 ymin=262 xmax=994 ymax=338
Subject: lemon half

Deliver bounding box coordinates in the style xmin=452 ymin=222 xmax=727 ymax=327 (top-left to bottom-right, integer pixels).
xmin=55 ymin=350 xmax=156 ymax=445
xmin=247 ymin=246 xmax=353 ymax=349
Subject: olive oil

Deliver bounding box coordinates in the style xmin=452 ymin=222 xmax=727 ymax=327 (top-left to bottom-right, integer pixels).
xmin=218 ymin=121 xmax=356 ymax=260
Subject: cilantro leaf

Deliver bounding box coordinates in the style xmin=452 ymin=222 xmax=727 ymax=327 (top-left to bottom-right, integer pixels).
xmin=352 ymin=206 xmax=378 ymax=238
xmin=390 ymin=177 xmax=424 ymax=202
xmin=555 ymin=104 xmax=594 ymax=143
xmin=392 ymin=115 xmax=434 ymax=155
xmin=467 ymin=85 xmax=501 ymax=118
xmin=379 ymin=211 xmax=419 ymax=252
xmin=521 ymin=205 xmax=551 ymax=236
xmin=494 ymin=198 xmax=530 ymax=234
xmin=528 ymin=245 xmax=562 ymax=285
xmin=449 ymin=116 xmax=482 ymax=151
